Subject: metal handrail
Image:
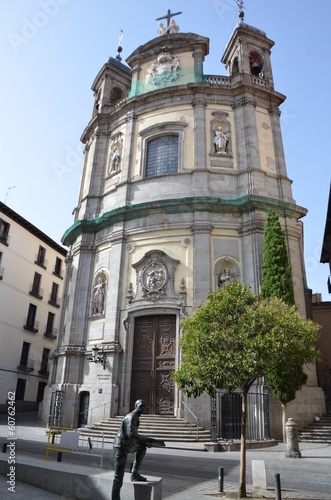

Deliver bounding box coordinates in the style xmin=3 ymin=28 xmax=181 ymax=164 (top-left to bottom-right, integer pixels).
xmin=78 ymin=401 xmax=111 ymax=426
xmin=182 ymin=401 xmax=200 ymax=440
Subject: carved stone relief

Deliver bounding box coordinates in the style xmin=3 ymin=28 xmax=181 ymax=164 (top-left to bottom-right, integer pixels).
xmin=131 ymin=250 xmax=180 ymax=304
xmin=149 ymin=52 xmax=182 ymax=88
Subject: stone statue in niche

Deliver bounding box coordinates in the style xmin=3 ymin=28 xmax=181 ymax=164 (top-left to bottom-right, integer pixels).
xmin=92 ymin=277 xmax=106 ymax=315
xmin=213 ymin=126 xmax=230 ymax=154
xmin=110 ymin=147 xmax=121 ymax=173
xmin=219 ymin=268 xmax=232 ymax=287
xmin=108 ymin=135 xmax=123 ymax=174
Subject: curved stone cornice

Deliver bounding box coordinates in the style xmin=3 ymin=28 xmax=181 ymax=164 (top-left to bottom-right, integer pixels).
xmin=62 ymin=195 xmax=306 ymax=247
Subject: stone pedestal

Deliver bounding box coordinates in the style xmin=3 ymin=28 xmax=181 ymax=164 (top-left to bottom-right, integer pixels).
xmin=285 ymin=418 xmax=301 ymax=458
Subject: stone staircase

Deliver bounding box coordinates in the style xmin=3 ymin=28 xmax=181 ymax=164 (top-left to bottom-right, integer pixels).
xmin=298 ymin=414 xmax=331 ymax=443
xmin=80 ymin=414 xmax=211 ymax=443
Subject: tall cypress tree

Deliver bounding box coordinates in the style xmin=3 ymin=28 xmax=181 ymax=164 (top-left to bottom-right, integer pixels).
xmin=260 ymin=209 xmax=295 ymax=306
xmin=261 ymin=209 xmax=299 ymax=441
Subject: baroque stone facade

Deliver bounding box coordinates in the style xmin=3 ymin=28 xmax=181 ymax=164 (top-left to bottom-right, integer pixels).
xmin=41 ymin=19 xmax=325 ymax=437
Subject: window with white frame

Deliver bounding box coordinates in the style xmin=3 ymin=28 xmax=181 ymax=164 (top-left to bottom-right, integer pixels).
xmin=139 ymin=121 xmax=187 ymax=179
xmin=146 ymin=135 xmax=179 ymax=177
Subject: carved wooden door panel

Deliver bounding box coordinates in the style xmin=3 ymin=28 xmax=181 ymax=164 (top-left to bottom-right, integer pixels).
xmin=131 ymin=315 xmax=176 ymax=415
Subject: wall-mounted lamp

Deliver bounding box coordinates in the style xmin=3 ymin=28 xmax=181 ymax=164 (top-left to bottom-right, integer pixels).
xmin=88 ymin=345 xmax=107 ymax=370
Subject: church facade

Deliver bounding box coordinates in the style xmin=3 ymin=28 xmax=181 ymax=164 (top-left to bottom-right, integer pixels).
xmin=41 ymin=13 xmax=325 ymax=438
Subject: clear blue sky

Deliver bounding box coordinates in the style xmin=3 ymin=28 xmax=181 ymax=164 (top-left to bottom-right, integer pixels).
xmin=1 ymin=1 xmax=330 ymax=298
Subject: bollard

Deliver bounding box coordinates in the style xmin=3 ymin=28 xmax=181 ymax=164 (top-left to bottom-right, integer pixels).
xmin=218 ymin=466 xmax=224 ymax=492
xmin=285 ymin=418 xmax=301 ymax=458
xmin=275 ymin=473 xmax=282 ymax=500
xmin=57 ymin=452 xmax=62 ymax=462
xmin=2 ymin=443 xmax=8 ymax=453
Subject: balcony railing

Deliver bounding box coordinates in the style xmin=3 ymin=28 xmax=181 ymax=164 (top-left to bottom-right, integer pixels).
xmin=29 ymin=284 xmax=44 ymax=299
xmin=0 ymin=233 xmax=10 ymax=246
xmin=44 ymin=326 xmax=58 ymax=339
xmin=17 ymin=358 xmax=35 ymax=372
xmin=34 ymin=255 xmax=47 ymax=269
xmin=52 ymin=267 xmax=64 ymax=279
xmin=48 ymin=295 xmax=61 ymax=308
xmin=38 ymin=364 xmax=50 ymax=377
xmin=204 ymin=75 xmax=232 ymax=85
xmin=204 ymin=73 xmax=271 ymax=89
xmin=23 ymin=319 xmax=39 ymax=333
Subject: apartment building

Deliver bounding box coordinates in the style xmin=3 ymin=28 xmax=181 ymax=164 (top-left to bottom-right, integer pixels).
xmin=0 ymin=202 xmax=66 ymax=409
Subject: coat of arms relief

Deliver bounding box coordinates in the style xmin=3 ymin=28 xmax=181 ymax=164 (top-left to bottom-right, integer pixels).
xmin=149 ymin=52 xmax=182 ymax=88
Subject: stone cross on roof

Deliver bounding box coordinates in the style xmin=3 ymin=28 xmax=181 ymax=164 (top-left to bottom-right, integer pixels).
xmin=156 ymin=9 xmax=182 ymax=28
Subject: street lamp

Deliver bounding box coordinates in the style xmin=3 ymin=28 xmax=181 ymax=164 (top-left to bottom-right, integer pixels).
xmin=88 ymin=345 xmax=107 ymax=370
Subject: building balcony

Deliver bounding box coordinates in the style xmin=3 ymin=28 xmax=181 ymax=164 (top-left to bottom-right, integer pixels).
xmin=17 ymin=358 xmax=35 ymax=373
xmin=34 ymin=255 xmax=47 ymax=269
xmin=204 ymin=72 xmax=272 ymax=90
xmin=29 ymin=285 xmax=44 ymax=300
xmin=52 ymin=267 xmax=64 ymax=279
xmin=0 ymin=233 xmax=10 ymax=246
xmin=38 ymin=365 xmax=50 ymax=378
xmin=23 ymin=319 xmax=39 ymax=333
xmin=44 ymin=327 xmax=58 ymax=340
xmin=48 ymin=295 xmax=61 ymax=308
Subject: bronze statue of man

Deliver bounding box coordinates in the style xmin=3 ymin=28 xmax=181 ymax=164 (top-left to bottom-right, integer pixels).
xmin=111 ymin=399 xmax=165 ymax=500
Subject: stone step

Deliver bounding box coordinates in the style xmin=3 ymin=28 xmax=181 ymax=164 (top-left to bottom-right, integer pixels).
xmin=82 ymin=415 xmax=210 ymax=442
xmin=298 ymin=414 xmax=331 ymax=443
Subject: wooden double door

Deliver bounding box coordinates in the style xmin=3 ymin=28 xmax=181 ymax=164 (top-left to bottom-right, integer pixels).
xmin=131 ymin=315 xmax=176 ymax=415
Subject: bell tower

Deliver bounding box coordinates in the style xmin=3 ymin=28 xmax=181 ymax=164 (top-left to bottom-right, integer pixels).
xmin=222 ymin=18 xmax=274 ymax=85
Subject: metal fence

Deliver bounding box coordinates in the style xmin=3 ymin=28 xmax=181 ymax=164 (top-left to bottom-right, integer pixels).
xmin=216 ymin=387 xmax=270 ymax=441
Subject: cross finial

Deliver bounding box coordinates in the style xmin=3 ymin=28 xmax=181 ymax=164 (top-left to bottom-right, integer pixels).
xmin=236 ymin=0 xmax=245 ymax=23
xmin=156 ymin=8 xmax=182 ymax=28
xmin=116 ymin=30 xmax=123 ymax=61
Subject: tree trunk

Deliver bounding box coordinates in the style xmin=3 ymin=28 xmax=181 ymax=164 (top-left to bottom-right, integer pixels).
xmin=282 ymin=403 xmax=287 ymax=442
xmin=239 ymin=389 xmax=248 ymax=497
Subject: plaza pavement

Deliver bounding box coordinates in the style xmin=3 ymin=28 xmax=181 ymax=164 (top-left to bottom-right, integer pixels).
xmin=0 ymin=412 xmax=330 ymax=499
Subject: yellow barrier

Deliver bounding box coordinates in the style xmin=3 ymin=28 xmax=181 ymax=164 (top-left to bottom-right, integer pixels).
xmin=44 ymin=426 xmax=105 ymax=466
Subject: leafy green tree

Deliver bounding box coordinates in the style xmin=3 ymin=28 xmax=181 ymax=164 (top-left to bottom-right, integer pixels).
xmin=174 ymin=282 xmax=319 ymax=498
xmin=260 ymin=209 xmax=295 ymax=305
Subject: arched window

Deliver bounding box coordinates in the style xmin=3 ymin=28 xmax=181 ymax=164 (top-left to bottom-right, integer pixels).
xmin=249 ymin=52 xmax=263 ymax=77
xmin=146 ymin=135 xmax=179 ymax=177
xmin=110 ymin=87 xmax=123 ymax=103
xmin=231 ymin=57 xmax=239 ymax=76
